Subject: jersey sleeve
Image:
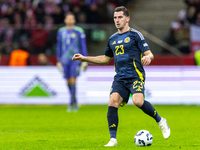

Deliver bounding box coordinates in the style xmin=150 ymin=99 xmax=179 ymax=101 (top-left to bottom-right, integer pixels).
xmin=104 ymin=39 xmax=113 ymax=57
xmin=135 ymin=31 xmax=150 ymax=53
xmin=80 ymin=31 xmax=88 ymax=56
xmin=56 ymin=29 xmax=62 ymax=61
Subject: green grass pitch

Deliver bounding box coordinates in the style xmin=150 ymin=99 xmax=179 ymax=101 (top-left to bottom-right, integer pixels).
xmin=0 ymin=105 xmax=200 ymax=150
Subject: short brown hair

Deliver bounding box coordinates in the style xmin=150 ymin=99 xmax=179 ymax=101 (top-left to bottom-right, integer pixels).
xmin=114 ymin=6 xmax=130 ymax=17
xmin=65 ymin=12 xmax=75 ymax=18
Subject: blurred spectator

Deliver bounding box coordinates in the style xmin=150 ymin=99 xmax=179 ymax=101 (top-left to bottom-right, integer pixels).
xmin=44 ymin=0 xmax=57 ymax=15
xmin=163 ymin=14 xmax=190 ymax=54
xmin=85 ymin=0 xmax=98 ymax=6
xmin=177 ymin=8 xmax=189 ymax=25
xmin=24 ymin=9 xmax=37 ymax=31
xmin=15 ymin=1 xmax=26 ymax=24
xmin=79 ymin=0 xmax=90 ymax=14
xmin=0 ymin=19 xmax=6 ymax=42
xmin=87 ymin=3 xmax=101 ymax=23
xmin=14 ymin=13 xmax=23 ymax=29
xmin=0 ymin=0 xmax=11 ymax=17
xmin=37 ymin=53 xmax=52 ymax=66
xmin=97 ymin=0 xmax=114 ymax=23
xmin=4 ymin=5 xmax=15 ymax=24
xmin=35 ymin=4 xmax=45 ymax=24
xmin=72 ymin=5 xmax=81 ymax=22
xmin=174 ymin=27 xmax=190 ymax=53
xmin=0 ymin=0 xmax=131 ymax=56
xmin=51 ymin=4 xmax=65 ymax=24
xmin=44 ymin=14 xmax=54 ymax=30
xmin=196 ymin=12 xmax=200 ymax=25
xmin=9 ymin=43 xmax=30 ymax=66
xmin=3 ymin=18 xmax=14 ymax=53
xmin=186 ymin=6 xmax=197 ymax=23
xmin=7 ymin=0 xmax=16 ymax=7
xmin=30 ymin=22 xmax=49 ymax=54
xmin=25 ymin=0 xmax=33 ymax=9
xmin=184 ymin=0 xmax=200 ymax=25
xmin=62 ymin=0 xmax=74 ymax=14
xmin=13 ymin=13 xmax=23 ymax=43
xmin=77 ymin=12 xmax=87 ymax=23
xmin=162 ymin=28 xmax=177 ymax=54
xmin=163 ymin=2 xmax=197 ymax=54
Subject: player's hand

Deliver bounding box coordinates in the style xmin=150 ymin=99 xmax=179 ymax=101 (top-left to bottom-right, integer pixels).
xmin=56 ymin=61 xmax=63 ymax=72
xmin=81 ymin=62 xmax=88 ymax=71
xmin=142 ymin=56 xmax=151 ymax=66
xmin=72 ymin=54 xmax=84 ymax=61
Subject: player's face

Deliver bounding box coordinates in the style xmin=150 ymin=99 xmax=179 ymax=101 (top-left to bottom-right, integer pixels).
xmin=64 ymin=14 xmax=76 ymax=27
xmin=114 ymin=11 xmax=129 ymax=30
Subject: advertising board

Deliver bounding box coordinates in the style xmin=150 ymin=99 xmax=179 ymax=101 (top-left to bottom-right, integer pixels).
xmin=0 ymin=66 xmax=200 ymax=105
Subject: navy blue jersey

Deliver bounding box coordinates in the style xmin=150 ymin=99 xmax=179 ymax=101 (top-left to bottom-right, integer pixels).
xmin=104 ymin=28 xmax=150 ymax=81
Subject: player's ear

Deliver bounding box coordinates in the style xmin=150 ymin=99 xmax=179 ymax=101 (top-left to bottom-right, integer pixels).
xmin=126 ymin=16 xmax=130 ymax=23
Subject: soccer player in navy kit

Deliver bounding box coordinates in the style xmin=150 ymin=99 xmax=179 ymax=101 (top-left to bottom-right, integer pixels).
xmin=72 ymin=6 xmax=170 ymax=146
xmin=57 ymin=12 xmax=88 ymax=112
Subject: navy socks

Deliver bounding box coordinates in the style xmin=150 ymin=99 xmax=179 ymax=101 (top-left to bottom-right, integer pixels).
xmin=140 ymin=100 xmax=161 ymax=122
xmin=107 ymin=100 xmax=161 ymax=139
xmin=107 ymin=106 xmax=118 ymax=139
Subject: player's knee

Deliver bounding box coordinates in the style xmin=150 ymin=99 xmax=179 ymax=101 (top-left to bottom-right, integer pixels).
xmin=109 ymin=94 xmax=121 ymax=107
xmin=133 ymin=99 xmax=143 ymax=107
xmin=132 ymin=93 xmax=144 ymax=107
xmin=109 ymin=98 xmax=119 ymax=107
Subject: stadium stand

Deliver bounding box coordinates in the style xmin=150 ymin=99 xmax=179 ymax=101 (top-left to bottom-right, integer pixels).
xmin=0 ymin=0 xmax=199 ymax=65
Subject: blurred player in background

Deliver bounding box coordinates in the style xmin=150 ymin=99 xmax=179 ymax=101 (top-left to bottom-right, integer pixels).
xmin=72 ymin=6 xmax=170 ymax=146
xmin=37 ymin=53 xmax=52 ymax=66
xmin=57 ymin=12 xmax=88 ymax=112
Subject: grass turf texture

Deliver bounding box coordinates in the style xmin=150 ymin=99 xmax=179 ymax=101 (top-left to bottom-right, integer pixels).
xmin=0 ymin=105 xmax=199 ymax=150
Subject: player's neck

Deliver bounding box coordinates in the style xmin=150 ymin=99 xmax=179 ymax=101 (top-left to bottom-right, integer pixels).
xmin=118 ymin=25 xmax=130 ymax=34
xmin=66 ymin=25 xmax=74 ymax=30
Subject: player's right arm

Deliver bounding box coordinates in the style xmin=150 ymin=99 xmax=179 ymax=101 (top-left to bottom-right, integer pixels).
xmin=73 ymin=37 xmax=113 ymax=65
xmin=72 ymin=54 xmax=112 ymax=65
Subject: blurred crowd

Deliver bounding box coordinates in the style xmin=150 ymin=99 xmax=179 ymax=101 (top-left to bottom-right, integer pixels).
xmin=163 ymin=0 xmax=200 ymax=54
xmin=184 ymin=0 xmax=200 ymax=25
xmin=0 ymin=0 xmax=132 ymax=55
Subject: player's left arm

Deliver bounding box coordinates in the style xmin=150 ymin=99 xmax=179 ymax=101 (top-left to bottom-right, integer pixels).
xmin=80 ymin=30 xmax=88 ymax=71
xmin=142 ymin=50 xmax=154 ymax=66
xmin=80 ymin=32 xmax=88 ymax=56
xmin=134 ymin=30 xmax=154 ymax=66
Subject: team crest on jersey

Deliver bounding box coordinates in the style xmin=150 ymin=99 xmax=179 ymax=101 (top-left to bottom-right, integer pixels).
xmin=124 ymin=37 xmax=130 ymax=43
xmin=71 ymin=33 xmax=76 ymax=38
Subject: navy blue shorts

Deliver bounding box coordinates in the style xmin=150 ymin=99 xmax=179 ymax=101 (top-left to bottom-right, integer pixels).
xmin=110 ymin=79 xmax=145 ymax=106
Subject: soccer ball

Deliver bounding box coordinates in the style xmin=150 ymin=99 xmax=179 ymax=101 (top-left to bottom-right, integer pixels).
xmin=134 ymin=130 xmax=153 ymax=146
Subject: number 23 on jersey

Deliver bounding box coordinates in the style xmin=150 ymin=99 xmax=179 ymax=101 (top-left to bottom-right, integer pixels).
xmin=115 ymin=45 xmax=124 ymax=55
